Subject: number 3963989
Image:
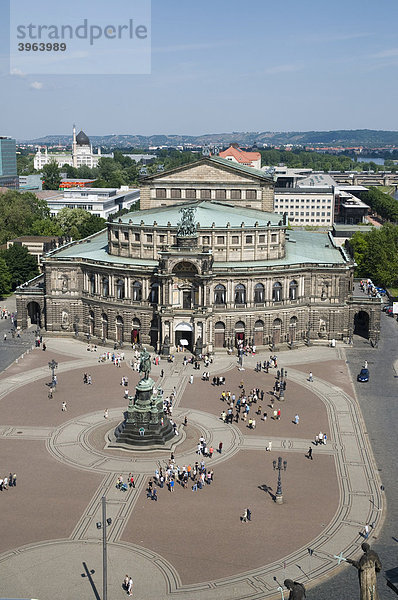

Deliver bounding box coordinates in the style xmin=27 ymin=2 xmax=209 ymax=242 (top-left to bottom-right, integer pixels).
xmin=18 ymin=42 xmax=67 ymax=51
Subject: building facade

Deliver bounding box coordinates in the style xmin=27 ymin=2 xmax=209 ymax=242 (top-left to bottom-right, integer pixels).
xmin=34 ymin=126 xmax=108 ymax=170
xmin=0 ymin=136 xmax=18 ymax=189
xmin=16 ymin=158 xmax=381 ymax=349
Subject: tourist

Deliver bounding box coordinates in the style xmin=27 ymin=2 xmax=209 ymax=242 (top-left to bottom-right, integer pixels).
xmin=307 ymin=447 xmax=313 ymax=460
xmin=127 ymin=576 xmax=133 ymax=596
xmin=294 ymin=414 xmax=299 ymax=425
xmin=104 ymin=409 xmax=109 ymax=419
xmin=309 ymin=371 xmax=313 ymax=382
xmin=62 ymin=401 xmax=67 ymax=412
xmin=218 ymin=441 xmax=223 ymax=454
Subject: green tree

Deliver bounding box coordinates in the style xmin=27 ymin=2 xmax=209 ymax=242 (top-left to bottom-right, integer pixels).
xmin=30 ymin=218 xmax=64 ymax=236
xmin=0 ymin=190 xmax=50 ymax=244
xmin=0 ymin=244 xmax=39 ymax=289
xmin=0 ymin=257 xmax=12 ymax=297
xmin=42 ymin=160 xmax=62 ymax=190
xmin=54 ymin=208 xmax=105 ymax=239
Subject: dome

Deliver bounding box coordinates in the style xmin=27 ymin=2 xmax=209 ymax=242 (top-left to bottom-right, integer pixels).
xmin=76 ymin=130 xmax=90 ymax=146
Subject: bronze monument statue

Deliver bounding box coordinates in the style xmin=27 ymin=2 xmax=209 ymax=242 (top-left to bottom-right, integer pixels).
xmin=284 ymin=579 xmax=306 ymax=599
xmin=347 ymin=542 xmax=382 ymax=600
xmin=139 ymin=347 xmax=151 ymax=380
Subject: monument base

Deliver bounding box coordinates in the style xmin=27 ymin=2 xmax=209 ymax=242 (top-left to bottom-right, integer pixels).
xmin=113 ymin=419 xmax=175 ymax=448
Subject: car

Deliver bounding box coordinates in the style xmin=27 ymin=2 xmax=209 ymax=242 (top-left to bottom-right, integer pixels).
xmin=357 ymin=368 xmax=369 ymax=382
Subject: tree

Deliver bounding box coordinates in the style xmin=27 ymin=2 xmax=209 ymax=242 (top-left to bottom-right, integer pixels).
xmin=30 ymin=218 xmax=64 ymax=236
xmin=0 ymin=190 xmax=51 ymax=244
xmin=348 ymin=224 xmax=398 ymax=287
xmin=0 ymin=257 xmax=12 ymax=298
xmin=54 ymin=208 xmax=105 ymax=239
xmin=0 ymin=244 xmax=39 ymax=289
xmin=42 ymin=160 xmax=61 ymax=190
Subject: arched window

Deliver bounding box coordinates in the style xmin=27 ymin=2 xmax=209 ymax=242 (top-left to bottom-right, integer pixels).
xmin=272 ymin=282 xmax=282 ymax=302
xmin=289 ymin=280 xmax=298 ymax=300
xmin=116 ymin=279 xmax=125 ymax=300
xmin=235 ymin=284 xmax=246 ymax=305
xmin=89 ymin=274 xmax=96 ymax=295
xmin=132 ymin=281 xmax=142 ymax=302
xmin=214 ymin=284 xmax=226 ymax=305
xmin=254 ymin=283 xmax=265 ymax=303
xmin=150 ymin=283 xmax=159 ymax=304
xmin=102 ymin=277 xmax=109 ymax=297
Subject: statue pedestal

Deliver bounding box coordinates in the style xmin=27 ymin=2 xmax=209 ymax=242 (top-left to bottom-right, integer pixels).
xmin=113 ymin=377 xmax=175 ymax=448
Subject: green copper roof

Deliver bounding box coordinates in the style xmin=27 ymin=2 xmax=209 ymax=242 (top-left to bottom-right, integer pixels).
xmin=118 ymin=200 xmax=283 ymax=228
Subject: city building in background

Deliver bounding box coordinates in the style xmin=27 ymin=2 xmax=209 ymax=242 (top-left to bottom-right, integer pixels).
xmin=218 ymin=144 xmax=262 ymax=169
xmin=6 ymin=236 xmax=64 ymax=268
xmin=19 ymin=174 xmax=42 ymax=191
xmin=45 ymin=187 xmax=140 ymax=219
xmin=0 ymin=136 xmax=18 ymax=189
xmin=33 ymin=125 xmax=112 ymax=170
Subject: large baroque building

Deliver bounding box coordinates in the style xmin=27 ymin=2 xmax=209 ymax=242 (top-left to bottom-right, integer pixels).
xmin=34 ymin=126 xmax=106 ymax=170
xmin=16 ymin=156 xmax=381 ymax=351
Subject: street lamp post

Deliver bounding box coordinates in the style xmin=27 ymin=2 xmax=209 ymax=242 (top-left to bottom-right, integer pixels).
xmin=273 ymin=456 xmax=287 ymax=504
xmin=48 ymin=359 xmax=58 ymax=385
xmin=96 ymin=496 xmax=112 ymax=600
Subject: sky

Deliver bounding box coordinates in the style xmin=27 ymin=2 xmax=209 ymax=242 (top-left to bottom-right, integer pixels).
xmin=0 ymin=0 xmax=397 ymax=139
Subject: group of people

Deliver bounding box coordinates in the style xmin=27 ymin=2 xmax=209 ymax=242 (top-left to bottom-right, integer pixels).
xmin=0 ymin=473 xmax=17 ymax=490
xmin=122 ymin=574 xmax=133 ymax=596
xmin=98 ymin=351 xmax=125 ymax=366
xmin=82 ymin=373 xmax=92 ymax=385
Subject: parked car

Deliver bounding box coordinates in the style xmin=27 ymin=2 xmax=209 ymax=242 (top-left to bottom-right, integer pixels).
xmin=357 ymin=368 xmax=370 ymax=382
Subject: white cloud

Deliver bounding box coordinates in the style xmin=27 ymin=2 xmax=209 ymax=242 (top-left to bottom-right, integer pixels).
xmin=30 ymin=81 xmax=43 ymax=90
xmin=11 ymin=68 xmax=26 ymax=77
xmin=371 ymin=48 xmax=398 ymax=59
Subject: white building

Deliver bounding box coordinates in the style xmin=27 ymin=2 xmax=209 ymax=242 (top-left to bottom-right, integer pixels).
xmin=274 ymin=171 xmax=335 ymax=227
xmin=34 ymin=126 xmax=109 ymax=170
xmin=46 ymin=187 xmax=140 ymax=219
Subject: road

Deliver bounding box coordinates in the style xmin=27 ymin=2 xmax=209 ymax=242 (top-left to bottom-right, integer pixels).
xmin=313 ymin=311 xmax=398 ymax=599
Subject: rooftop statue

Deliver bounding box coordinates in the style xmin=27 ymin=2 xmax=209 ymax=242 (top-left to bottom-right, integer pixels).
xmin=177 ymin=206 xmax=197 ymax=237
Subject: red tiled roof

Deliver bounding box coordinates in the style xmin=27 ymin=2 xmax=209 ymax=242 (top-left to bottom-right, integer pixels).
xmin=218 ymin=145 xmax=261 ymax=164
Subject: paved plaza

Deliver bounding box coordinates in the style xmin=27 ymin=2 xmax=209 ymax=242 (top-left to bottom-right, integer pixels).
xmin=0 ymin=325 xmax=390 ymax=600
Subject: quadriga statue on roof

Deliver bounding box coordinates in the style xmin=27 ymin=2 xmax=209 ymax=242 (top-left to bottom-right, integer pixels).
xmin=177 ymin=206 xmax=197 ymax=237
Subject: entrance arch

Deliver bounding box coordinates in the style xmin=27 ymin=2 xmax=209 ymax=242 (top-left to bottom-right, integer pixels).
xmin=235 ymin=320 xmax=245 ymax=347
xmin=272 ymin=318 xmax=282 ymax=345
xmin=131 ymin=318 xmax=141 ymax=345
xmin=27 ymin=301 xmax=41 ymax=326
xmin=254 ymin=320 xmax=264 ymax=346
xmin=116 ymin=316 xmax=124 ymax=343
xmin=214 ymin=321 xmax=226 ymax=348
xmin=175 ymin=321 xmax=193 ymax=351
xmin=354 ymin=311 xmax=370 ymax=339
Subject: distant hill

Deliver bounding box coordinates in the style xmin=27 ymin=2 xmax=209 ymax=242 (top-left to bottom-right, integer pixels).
xmin=20 ymin=129 xmax=398 ymax=149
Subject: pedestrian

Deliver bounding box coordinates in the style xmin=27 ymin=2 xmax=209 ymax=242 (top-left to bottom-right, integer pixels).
xmin=241 ymin=508 xmax=248 ymax=522
xmin=104 ymin=408 xmax=109 ymax=419
xmin=307 ymin=447 xmax=313 ymax=460
xmin=62 ymin=401 xmax=67 ymax=411
xmin=218 ymin=441 xmax=223 ymax=454
xmin=42 ymin=343 xmax=46 ymax=351
xmin=160 ymin=369 xmax=164 ymax=378
xmin=130 ymin=474 xmax=135 ymax=488
xmin=169 ymin=479 xmax=175 ymax=492
xmin=123 ymin=574 xmax=129 ymax=590
xmin=12 ymin=473 xmax=16 ymax=487
xmin=127 ymin=576 xmax=133 ymax=596
xmin=364 ymin=524 xmax=369 ymax=539
xmin=266 ymin=441 xmax=272 ymax=452
xmin=152 ymin=488 xmax=158 ymax=501
xmin=8 ymin=472 xmax=13 ymax=487
xmin=277 ymin=408 xmax=281 ymax=420
xmin=209 ymin=446 xmax=214 ymax=458
xmin=189 ymin=375 xmax=193 ymax=384
xmin=247 ymin=508 xmax=252 ymax=521
xmin=309 ymin=371 xmax=313 ymax=382
xmin=315 ymin=434 xmax=319 ymax=446
xmin=323 ymin=433 xmax=327 ymax=445
xmin=184 ymin=416 xmax=188 ymax=426
xmin=294 ymin=414 xmax=299 ymax=425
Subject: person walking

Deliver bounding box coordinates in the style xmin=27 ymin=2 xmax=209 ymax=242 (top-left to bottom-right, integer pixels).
xmin=104 ymin=408 xmax=109 ymax=419
xmin=218 ymin=441 xmax=223 ymax=454
xmin=294 ymin=414 xmax=299 ymax=425
xmin=307 ymin=447 xmax=313 ymax=460
xmin=309 ymin=371 xmax=313 ymax=382
xmin=247 ymin=508 xmax=252 ymax=521
xmin=62 ymin=401 xmax=67 ymax=412
xmin=127 ymin=576 xmax=133 ymax=596
xmin=189 ymin=374 xmax=193 ymax=384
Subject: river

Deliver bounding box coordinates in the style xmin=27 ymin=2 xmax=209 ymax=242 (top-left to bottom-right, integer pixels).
xmin=356 ymin=156 xmax=385 ymax=165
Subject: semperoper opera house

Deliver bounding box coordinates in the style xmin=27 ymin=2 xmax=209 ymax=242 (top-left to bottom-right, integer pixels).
xmin=16 ymin=156 xmax=381 ymax=352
